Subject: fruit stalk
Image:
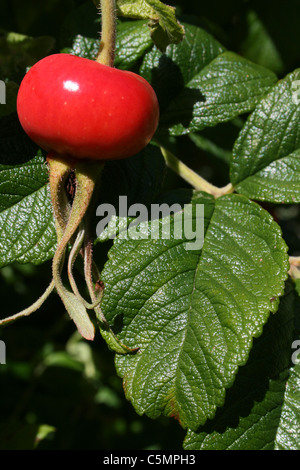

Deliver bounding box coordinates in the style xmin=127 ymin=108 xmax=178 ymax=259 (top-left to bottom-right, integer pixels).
xmin=96 ymin=0 xmax=116 ymax=67
xmin=160 ymin=146 xmax=233 ymax=198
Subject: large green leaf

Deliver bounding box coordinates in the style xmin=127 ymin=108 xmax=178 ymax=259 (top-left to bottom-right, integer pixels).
xmin=240 ymin=9 xmax=284 ymax=75
xmin=230 ymin=69 xmax=300 ymax=203
xmin=100 ymin=192 xmax=289 ymax=430
xmin=0 ymin=115 xmax=56 ymax=267
xmin=184 ymin=280 xmax=300 ymax=450
xmin=160 ymin=52 xmax=277 ymax=136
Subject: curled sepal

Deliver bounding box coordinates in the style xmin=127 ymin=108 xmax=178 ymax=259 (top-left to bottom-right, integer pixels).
xmin=67 ymin=227 xmax=103 ymax=310
xmin=59 ymin=289 xmax=95 ymax=341
xmin=49 ymin=156 xmax=104 ymax=341
xmin=47 ymin=153 xmax=72 ymax=239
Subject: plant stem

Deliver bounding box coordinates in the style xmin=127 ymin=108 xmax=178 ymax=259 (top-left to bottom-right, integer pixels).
xmin=0 ymin=280 xmax=55 ymax=326
xmin=96 ymin=0 xmax=116 ymax=66
xmin=160 ymin=147 xmax=233 ymax=198
xmin=289 ymin=256 xmax=300 ymax=267
xmin=289 ymin=264 xmax=300 ymax=280
xmin=288 ymin=256 xmax=300 ymax=280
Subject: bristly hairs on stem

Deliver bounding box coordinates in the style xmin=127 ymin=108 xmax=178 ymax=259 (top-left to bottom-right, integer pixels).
xmin=96 ymin=0 xmax=116 ymax=67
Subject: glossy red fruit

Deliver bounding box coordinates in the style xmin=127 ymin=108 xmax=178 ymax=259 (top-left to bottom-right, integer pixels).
xmin=17 ymin=53 xmax=159 ymax=160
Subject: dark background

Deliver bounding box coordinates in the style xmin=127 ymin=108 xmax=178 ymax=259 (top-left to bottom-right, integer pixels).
xmin=0 ymin=0 xmax=299 ymax=450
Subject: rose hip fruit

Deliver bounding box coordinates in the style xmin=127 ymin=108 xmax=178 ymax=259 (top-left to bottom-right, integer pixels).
xmin=17 ymin=53 xmax=159 ymax=160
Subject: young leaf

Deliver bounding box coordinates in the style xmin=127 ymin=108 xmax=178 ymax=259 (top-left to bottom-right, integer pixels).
xmin=230 ymin=69 xmax=300 ymax=203
xmin=184 ymin=281 xmax=300 ymax=450
xmin=100 ymin=192 xmax=289 ymax=430
xmin=116 ymin=0 xmax=185 ymax=51
xmin=0 ymin=115 xmax=56 ymax=267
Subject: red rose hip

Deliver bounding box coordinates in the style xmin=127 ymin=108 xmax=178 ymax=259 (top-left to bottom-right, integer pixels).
xmin=17 ymin=53 xmax=159 ymax=160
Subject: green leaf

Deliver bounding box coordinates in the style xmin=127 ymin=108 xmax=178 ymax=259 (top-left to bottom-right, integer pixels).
xmin=63 ymin=34 xmax=99 ymax=59
xmin=240 ymin=9 xmax=284 ymax=75
xmin=160 ymin=52 xmax=277 ymax=136
xmin=114 ymin=20 xmax=153 ymax=70
xmin=188 ymin=132 xmax=232 ymax=165
xmin=100 ymin=192 xmax=289 ymax=430
xmin=0 ymin=31 xmax=54 ymax=80
xmin=230 ymin=69 xmax=300 ymax=203
xmin=116 ymin=0 xmax=185 ymax=51
xmin=184 ymin=280 xmax=300 ymax=450
xmin=0 ymin=114 xmax=56 ymax=267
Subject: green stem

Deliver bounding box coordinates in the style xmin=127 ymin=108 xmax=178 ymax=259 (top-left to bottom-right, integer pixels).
xmin=96 ymin=0 xmax=116 ymax=66
xmin=160 ymin=146 xmax=234 ymax=198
